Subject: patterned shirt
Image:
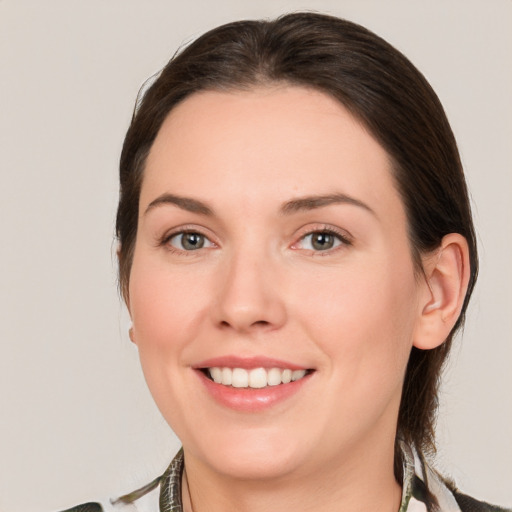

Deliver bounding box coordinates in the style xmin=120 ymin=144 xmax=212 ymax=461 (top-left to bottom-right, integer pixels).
xmin=61 ymin=446 xmax=510 ymax=512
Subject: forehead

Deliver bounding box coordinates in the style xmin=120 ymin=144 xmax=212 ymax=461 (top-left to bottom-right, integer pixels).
xmin=141 ymin=86 xmax=403 ymax=221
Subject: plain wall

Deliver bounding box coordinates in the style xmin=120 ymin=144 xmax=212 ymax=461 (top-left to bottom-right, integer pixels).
xmin=0 ymin=1 xmax=510 ymax=510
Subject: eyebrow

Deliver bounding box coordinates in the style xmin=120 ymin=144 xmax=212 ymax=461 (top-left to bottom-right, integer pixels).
xmin=144 ymin=192 xmax=374 ymax=217
xmin=145 ymin=193 xmax=213 ymax=216
xmin=280 ymin=193 xmax=375 ymax=216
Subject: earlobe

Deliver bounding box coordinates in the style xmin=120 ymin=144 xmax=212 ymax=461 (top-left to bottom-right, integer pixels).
xmin=413 ymin=233 xmax=471 ymax=350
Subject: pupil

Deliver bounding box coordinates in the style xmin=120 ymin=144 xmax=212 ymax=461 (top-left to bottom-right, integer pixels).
xmin=182 ymin=233 xmax=204 ymax=250
xmin=312 ymin=233 xmax=333 ymax=250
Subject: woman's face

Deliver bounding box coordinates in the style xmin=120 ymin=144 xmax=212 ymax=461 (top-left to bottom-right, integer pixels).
xmin=129 ymin=86 xmax=430 ymax=480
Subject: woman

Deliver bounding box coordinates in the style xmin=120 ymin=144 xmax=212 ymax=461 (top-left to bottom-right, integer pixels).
xmin=65 ymin=12 xmax=508 ymax=512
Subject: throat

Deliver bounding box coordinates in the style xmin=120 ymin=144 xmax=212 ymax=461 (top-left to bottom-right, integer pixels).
xmin=179 ymin=452 xmax=402 ymax=512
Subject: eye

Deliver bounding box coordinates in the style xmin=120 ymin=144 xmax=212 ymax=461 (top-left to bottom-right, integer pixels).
xmin=296 ymin=230 xmax=350 ymax=252
xmin=167 ymin=231 xmax=214 ymax=251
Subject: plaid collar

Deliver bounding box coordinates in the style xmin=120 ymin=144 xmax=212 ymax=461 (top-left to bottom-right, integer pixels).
xmin=159 ymin=449 xmax=185 ymax=512
xmin=399 ymin=442 xmax=462 ymax=512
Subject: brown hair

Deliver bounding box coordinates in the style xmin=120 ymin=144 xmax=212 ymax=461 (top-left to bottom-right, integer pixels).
xmin=117 ymin=12 xmax=478 ymax=465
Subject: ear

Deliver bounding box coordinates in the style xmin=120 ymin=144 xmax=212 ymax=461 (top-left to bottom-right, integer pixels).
xmin=413 ymin=233 xmax=471 ymax=350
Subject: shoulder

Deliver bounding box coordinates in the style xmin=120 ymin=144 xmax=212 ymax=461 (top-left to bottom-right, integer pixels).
xmin=57 ymin=450 xmax=184 ymax=512
xmin=59 ymin=505 xmax=104 ymax=512
xmin=56 ymin=477 xmax=162 ymax=512
xmin=402 ymin=443 xmax=511 ymax=512
xmin=432 ymin=469 xmax=511 ymax=512
xmin=57 ymin=485 xmax=160 ymax=512
xmin=440 ymin=468 xmax=510 ymax=512
xmin=448 ymin=484 xmax=511 ymax=512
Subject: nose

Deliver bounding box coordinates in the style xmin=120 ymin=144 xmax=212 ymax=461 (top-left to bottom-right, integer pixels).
xmin=212 ymin=250 xmax=287 ymax=333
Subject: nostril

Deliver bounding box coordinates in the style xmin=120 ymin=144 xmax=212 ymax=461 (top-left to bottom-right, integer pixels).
xmin=253 ymin=320 xmax=270 ymax=326
xmin=219 ymin=319 xmax=270 ymax=328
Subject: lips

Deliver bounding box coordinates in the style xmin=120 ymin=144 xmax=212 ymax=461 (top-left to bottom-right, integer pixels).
xmin=194 ymin=356 xmax=314 ymax=411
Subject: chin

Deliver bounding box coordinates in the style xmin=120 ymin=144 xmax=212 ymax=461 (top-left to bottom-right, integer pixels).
xmin=187 ymin=429 xmax=309 ymax=481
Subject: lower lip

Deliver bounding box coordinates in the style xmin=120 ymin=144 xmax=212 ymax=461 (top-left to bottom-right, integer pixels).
xmin=196 ymin=370 xmax=312 ymax=412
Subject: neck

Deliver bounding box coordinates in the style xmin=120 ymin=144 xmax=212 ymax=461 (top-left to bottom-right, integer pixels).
xmin=181 ymin=439 xmax=402 ymax=512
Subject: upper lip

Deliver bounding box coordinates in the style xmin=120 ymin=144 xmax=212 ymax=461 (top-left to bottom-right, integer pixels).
xmin=193 ymin=356 xmax=311 ymax=371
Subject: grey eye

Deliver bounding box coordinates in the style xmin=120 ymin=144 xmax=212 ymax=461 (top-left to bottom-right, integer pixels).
xmin=170 ymin=232 xmax=209 ymax=251
xmin=301 ymin=232 xmax=342 ymax=251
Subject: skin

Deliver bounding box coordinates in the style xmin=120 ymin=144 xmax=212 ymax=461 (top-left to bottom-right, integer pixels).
xmin=127 ymin=86 xmax=466 ymax=512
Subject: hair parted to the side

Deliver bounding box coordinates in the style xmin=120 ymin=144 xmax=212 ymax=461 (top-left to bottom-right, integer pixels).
xmin=116 ymin=12 xmax=478 ymax=472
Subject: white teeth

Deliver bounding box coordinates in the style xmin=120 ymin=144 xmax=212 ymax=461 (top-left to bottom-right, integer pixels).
xmin=221 ymin=367 xmax=232 ymax=386
xmin=207 ymin=367 xmax=308 ymax=388
xmin=291 ymin=369 xmax=306 ymax=381
xmin=281 ymin=369 xmax=292 ymax=384
xmin=267 ymin=367 xmax=282 ymax=386
xmin=210 ymin=367 xmax=222 ymax=384
xmin=231 ymin=368 xmax=249 ymax=388
xmin=249 ymin=368 xmax=267 ymax=388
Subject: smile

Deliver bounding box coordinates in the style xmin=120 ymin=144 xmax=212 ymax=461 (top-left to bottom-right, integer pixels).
xmin=207 ymin=367 xmax=308 ymax=388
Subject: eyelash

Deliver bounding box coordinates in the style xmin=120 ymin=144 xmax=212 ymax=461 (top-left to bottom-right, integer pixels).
xmin=159 ymin=225 xmax=352 ymax=255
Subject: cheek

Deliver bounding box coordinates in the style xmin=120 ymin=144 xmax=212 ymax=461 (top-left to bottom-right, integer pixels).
xmin=127 ymin=256 xmax=214 ymax=422
xmin=127 ymin=253 xmax=212 ymax=375
xmin=270 ymin=253 xmax=421 ymax=456
xmin=292 ymin=254 xmax=419 ymax=380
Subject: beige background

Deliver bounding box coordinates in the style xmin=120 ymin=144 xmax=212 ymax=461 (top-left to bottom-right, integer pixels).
xmin=0 ymin=1 xmax=511 ymax=510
